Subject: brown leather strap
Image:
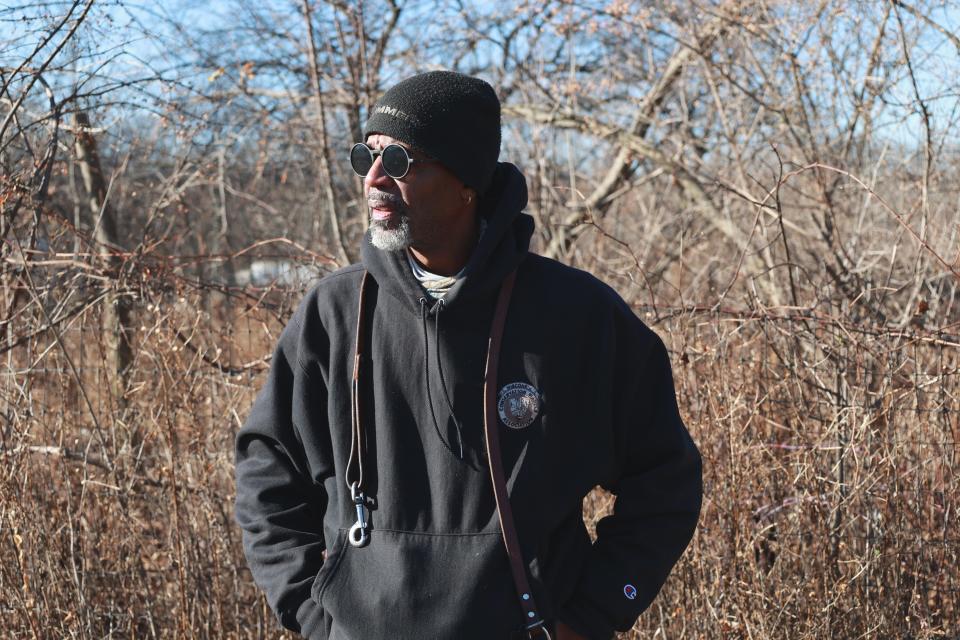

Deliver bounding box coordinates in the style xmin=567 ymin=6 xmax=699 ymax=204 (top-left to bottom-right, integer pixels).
xmin=346 ymin=272 xmax=373 ymax=548
xmin=347 ymin=271 xmax=372 ymax=493
xmin=484 ymin=270 xmax=550 ymax=639
xmin=348 ymin=268 xmax=549 ymax=634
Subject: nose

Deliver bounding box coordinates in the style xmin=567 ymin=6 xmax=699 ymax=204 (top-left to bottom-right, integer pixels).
xmin=364 ymin=154 xmax=394 ymax=191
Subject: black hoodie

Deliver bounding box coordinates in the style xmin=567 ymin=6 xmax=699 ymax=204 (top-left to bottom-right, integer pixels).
xmin=234 ymin=163 xmax=702 ymax=640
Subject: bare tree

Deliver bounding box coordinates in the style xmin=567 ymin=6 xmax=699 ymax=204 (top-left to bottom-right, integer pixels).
xmin=0 ymin=0 xmax=957 ymax=637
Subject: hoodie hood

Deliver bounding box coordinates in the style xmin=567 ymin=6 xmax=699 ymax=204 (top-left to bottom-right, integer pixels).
xmin=360 ymin=162 xmax=533 ymax=312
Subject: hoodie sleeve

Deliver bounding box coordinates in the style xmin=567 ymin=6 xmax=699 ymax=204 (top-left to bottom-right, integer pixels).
xmin=234 ymin=306 xmax=330 ymax=639
xmin=558 ymin=317 xmax=703 ymax=639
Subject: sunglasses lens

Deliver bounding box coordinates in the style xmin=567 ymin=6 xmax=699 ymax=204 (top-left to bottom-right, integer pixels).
xmin=381 ymin=145 xmax=410 ymax=179
xmin=350 ymin=143 xmax=374 ymax=176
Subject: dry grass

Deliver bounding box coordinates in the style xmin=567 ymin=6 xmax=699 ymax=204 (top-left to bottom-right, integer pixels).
xmin=3 ymin=1 xmax=959 ymax=636
xmin=0 ymin=238 xmax=956 ymax=639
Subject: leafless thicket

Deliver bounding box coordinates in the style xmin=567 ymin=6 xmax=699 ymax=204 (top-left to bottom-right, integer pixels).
xmin=0 ymin=1 xmax=957 ymax=638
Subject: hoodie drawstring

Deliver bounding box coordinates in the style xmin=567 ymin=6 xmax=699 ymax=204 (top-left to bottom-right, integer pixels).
xmin=434 ymin=300 xmax=467 ymax=460
xmin=419 ymin=297 xmax=466 ymax=460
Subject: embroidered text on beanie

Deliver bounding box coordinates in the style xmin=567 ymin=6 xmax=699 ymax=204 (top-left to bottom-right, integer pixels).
xmin=363 ymin=70 xmax=501 ymax=194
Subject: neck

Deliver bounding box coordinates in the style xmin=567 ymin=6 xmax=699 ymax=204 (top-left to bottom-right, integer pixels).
xmin=410 ymin=210 xmax=480 ymax=276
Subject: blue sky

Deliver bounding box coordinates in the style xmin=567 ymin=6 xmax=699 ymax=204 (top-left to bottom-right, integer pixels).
xmin=1 ymin=0 xmax=956 ymax=151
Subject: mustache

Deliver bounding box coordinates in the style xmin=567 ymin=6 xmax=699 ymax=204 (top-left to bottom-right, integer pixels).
xmin=367 ymin=190 xmax=405 ymax=210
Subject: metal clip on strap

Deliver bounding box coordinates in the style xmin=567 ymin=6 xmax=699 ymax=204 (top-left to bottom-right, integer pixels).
xmin=525 ymin=620 xmax=552 ymax=639
xmin=348 ymin=481 xmax=370 ymax=547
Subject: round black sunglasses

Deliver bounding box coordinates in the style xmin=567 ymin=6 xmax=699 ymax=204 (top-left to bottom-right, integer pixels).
xmin=350 ymin=142 xmax=417 ymax=180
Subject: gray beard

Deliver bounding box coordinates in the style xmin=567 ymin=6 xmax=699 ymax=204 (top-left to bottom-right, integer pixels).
xmin=369 ymin=214 xmax=413 ymax=251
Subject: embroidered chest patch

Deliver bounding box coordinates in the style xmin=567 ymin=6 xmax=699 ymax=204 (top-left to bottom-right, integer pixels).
xmin=497 ymin=382 xmax=541 ymax=430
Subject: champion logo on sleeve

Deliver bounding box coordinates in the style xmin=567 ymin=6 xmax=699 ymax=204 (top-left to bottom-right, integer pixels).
xmin=623 ymin=584 xmax=638 ymax=600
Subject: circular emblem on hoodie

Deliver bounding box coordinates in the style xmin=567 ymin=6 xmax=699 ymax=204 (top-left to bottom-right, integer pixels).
xmin=497 ymin=382 xmax=541 ymax=429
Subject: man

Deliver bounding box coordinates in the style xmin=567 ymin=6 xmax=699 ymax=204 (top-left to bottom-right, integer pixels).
xmin=234 ymin=70 xmax=702 ymax=640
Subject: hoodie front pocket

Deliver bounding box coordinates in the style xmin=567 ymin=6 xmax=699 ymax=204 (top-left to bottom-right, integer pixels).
xmin=320 ymin=528 xmax=524 ymax=640
xmin=312 ymin=529 xmax=348 ymax=606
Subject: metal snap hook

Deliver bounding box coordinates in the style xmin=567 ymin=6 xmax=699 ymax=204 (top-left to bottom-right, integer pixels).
xmin=348 ymin=482 xmax=370 ymax=548
xmin=348 ymin=520 xmax=369 ymax=547
xmin=525 ymin=621 xmax=552 ymax=640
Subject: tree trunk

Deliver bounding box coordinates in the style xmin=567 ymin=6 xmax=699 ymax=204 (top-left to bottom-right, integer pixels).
xmin=74 ymin=111 xmax=133 ymax=412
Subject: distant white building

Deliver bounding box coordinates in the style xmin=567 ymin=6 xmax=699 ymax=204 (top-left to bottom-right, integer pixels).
xmin=233 ymin=259 xmax=320 ymax=287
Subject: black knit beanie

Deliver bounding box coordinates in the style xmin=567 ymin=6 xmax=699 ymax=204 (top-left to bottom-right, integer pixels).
xmin=363 ymin=70 xmax=501 ymax=194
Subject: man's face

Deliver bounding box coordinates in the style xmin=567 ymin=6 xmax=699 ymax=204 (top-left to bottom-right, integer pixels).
xmin=364 ymin=134 xmax=466 ymax=253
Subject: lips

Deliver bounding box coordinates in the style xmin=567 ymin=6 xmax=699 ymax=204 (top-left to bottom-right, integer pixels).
xmin=368 ymin=190 xmax=404 ymax=222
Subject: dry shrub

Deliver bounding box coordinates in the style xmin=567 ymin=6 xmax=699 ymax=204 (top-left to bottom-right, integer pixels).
xmin=1 ymin=218 xmax=957 ymax=639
